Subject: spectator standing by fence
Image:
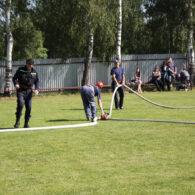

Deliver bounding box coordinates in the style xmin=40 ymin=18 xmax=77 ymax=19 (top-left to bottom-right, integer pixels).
xmin=167 ymin=57 xmax=177 ymax=90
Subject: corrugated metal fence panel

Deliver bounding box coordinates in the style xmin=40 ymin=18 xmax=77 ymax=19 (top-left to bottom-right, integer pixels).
xmin=0 ymin=54 xmax=187 ymax=91
xmin=121 ymin=53 xmax=186 ymax=82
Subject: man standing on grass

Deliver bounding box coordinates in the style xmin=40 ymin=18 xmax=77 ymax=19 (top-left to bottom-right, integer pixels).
xmin=111 ymin=59 xmax=125 ymax=109
xmin=13 ymin=59 xmax=40 ymax=128
xmin=167 ymin=57 xmax=177 ymax=90
xmin=81 ymin=81 xmax=105 ymax=122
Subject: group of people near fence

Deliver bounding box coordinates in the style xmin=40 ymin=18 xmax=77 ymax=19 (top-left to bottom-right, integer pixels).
xmin=12 ymin=57 xmax=190 ymax=128
xmin=150 ymin=57 xmax=178 ymax=91
xmin=133 ymin=57 xmax=190 ymax=93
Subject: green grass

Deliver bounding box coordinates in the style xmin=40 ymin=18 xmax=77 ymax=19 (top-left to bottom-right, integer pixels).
xmin=0 ymin=90 xmax=195 ymax=194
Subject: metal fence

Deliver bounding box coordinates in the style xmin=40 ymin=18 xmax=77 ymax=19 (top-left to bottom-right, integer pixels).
xmin=0 ymin=53 xmax=187 ymax=92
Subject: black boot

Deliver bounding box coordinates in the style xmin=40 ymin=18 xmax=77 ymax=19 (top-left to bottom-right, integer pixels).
xmin=24 ymin=119 xmax=30 ymax=128
xmin=14 ymin=120 xmax=20 ymax=128
xmin=14 ymin=117 xmax=20 ymax=128
xmin=24 ymin=122 xmax=29 ymax=128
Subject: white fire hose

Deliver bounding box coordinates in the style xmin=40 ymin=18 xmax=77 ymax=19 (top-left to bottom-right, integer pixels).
xmin=103 ymin=84 xmax=195 ymax=124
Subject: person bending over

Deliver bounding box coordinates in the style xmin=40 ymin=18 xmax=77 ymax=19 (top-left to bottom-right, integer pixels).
xmin=81 ymin=81 xmax=105 ymax=122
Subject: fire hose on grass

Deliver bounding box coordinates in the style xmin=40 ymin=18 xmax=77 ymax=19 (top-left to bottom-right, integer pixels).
xmin=99 ymin=84 xmax=195 ymax=125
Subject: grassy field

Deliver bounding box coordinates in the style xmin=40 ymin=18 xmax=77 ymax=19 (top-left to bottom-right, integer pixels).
xmin=0 ymin=90 xmax=195 ymax=194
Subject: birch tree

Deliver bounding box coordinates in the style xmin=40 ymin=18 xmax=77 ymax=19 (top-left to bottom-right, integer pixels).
xmin=77 ymin=0 xmax=116 ymax=85
xmin=0 ymin=2 xmax=6 ymax=60
xmin=116 ymin=0 xmax=122 ymax=61
xmin=188 ymin=0 xmax=195 ymax=83
xmin=4 ymin=0 xmax=13 ymax=96
xmin=82 ymin=31 xmax=94 ymax=85
xmin=188 ymin=0 xmax=194 ymax=64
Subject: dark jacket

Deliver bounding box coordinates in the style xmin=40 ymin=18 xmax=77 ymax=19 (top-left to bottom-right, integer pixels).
xmin=13 ymin=66 xmax=40 ymax=90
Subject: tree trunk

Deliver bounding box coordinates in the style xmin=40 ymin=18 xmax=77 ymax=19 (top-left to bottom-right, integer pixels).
xmin=82 ymin=31 xmax=94 ymax=86
xmin=116 ymin=0 xmax=122 ymax=61
xmin=188 ymin=0 xmax=195 ymax=84
xmin=4 ymin=0 xmax=13 ymax=96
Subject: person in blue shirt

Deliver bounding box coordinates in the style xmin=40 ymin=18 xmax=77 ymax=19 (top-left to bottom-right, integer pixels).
xmin=111 ymin=59 xmax=125 ymax=109
xmin=81 ymin=81 xmax=105 ymax=122
xmin=13 ymin=59 xmax=40 ymax=128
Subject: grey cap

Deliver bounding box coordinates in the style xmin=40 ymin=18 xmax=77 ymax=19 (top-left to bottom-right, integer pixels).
xmin=114 ymin=59 xmax=120 ymax=64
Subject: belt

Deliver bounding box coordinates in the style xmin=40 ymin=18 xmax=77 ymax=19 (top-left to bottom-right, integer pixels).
xmin=20 ymin=84 xmax=32 ymax=89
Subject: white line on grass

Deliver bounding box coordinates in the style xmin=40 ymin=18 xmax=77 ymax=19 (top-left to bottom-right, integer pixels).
xmin=0 ymin=121 xmax=97 ymax=133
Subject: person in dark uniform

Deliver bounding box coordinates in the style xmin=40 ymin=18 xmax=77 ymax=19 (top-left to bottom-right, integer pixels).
xmin=13 ymin=59 xmax=40 ymax=128
xmin=111 ymin=59 xmax=125 ymax=109
xmin=81 ymin=81 xmax=105 ymax=122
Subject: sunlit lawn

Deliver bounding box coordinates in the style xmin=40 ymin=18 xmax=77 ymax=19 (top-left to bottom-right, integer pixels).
xmin=0 ymin=90 xmax=194 ymax=194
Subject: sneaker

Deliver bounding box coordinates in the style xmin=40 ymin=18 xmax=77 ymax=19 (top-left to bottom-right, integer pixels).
xmin=91 ymin=117 xmax=97 ymax=122
xmin=120 ymin=107 xmax=123 ymax=109
xmin=87 ymin=117 xmax=91 ymax=121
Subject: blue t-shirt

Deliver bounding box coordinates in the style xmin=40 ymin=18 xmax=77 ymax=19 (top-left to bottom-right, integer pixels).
xmin=110 ymin=67 xmax=125 ymax=80
xmin=167 ymin=61 xmax=176 ymax=72
xmin=91 ymin=84 xmax=101 ymax=100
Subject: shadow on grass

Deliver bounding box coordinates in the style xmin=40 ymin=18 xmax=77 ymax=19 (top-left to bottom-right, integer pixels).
xmin=47 ymin=119 xmax=87 ymax=122
xmin=61 ymin=108 xmax=83 ymax=111
xmin=61 ymin=108 xmax=111 ymax=111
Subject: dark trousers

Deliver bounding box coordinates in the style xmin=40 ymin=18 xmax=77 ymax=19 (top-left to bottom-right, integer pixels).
xmin=152 ymin=78 xmax=162 ymax=91
xmin=80 ymin=86 xmax=96 ymax=119
xmin=111 ymin=81 xmax=124 ymax=109
xmin=16 ymin=88 xmax=33 ymax=121
xmin=161 ymin=77 xmax=170 ymax=91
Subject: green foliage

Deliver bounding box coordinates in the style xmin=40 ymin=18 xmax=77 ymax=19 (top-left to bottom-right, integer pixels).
xmin=122 ymin=0 xmax=152 ymax=54
xmin=0 ymin=0 xmax=47 ymax=60
xmin=144 ymin=0 xmax=190 ymax=53
xmin=12 ymin=14 xmax=47 ymax=60
xmin=0 ymin=0 xmax=195 ymax=59
xmin=32 ymin=0 xmax=117 ymax=60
